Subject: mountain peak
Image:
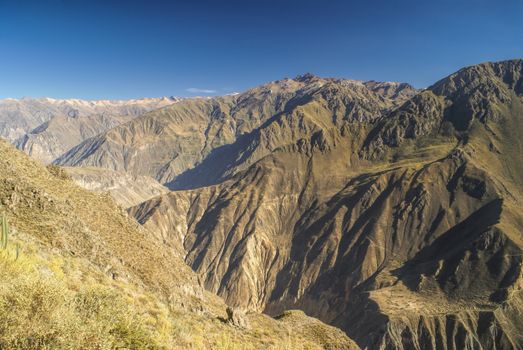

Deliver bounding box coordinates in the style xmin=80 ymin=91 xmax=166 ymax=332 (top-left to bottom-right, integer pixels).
xmin=294 ymin=72 xmax=321 ymax=83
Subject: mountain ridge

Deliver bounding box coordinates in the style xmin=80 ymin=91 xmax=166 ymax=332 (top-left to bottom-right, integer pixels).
xmin=54 ymin=77 xmax=417 ymax=187
xmin=0 ymin=96 xmax=180 ymax=164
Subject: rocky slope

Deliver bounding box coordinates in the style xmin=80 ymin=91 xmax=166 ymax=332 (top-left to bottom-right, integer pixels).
xmin=129 ymin=60 xmax=523 ymax=349
xmin=0 ymin=138 xmax=358 ymax=349
xmin=0 ymin=96 xmax=178 ymax=162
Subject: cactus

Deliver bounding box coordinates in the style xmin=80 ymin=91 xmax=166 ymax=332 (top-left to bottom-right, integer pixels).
xmin=0 ymin=213 xmax=8 ymax=250
xmin=0 ymin=213 xmax=19 ymax=260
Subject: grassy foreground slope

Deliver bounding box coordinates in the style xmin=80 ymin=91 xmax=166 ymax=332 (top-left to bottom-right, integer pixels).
xmin=0 ymin=139 xmax=358 ymax=349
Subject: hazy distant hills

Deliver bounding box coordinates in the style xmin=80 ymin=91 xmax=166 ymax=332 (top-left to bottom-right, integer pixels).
xmin=64 ymin=166 xmax=170 ymax=208
xmin=0 ymin=96 xmax=178 ymax=162
xmin=2 ymin=60 xmax=523 ymax=349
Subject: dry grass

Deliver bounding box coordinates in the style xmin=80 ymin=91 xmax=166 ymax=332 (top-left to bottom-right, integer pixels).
xmin=0 ymin=243 xmax=164 ymax=349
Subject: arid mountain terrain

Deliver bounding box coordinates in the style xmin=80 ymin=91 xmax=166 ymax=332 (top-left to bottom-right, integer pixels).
xmin=133 ymin=60 xmax=523 ymax=349
xmin=2 ymin=59 xmax=522 ymax=349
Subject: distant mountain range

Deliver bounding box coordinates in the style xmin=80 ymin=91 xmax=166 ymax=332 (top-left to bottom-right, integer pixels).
xmin=53 ymin=77 xmax=416 ymax=186
xmin=0 ymin=96 xmax=178 ymax=162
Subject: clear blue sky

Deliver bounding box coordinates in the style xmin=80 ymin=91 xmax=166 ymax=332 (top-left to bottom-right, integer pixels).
xmin=0 ymin=0 xmax=521 ymax=100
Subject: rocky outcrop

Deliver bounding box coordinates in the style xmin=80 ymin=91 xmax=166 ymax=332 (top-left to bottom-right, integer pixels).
xmin=226 ymin=306 xmax=249 ymax=328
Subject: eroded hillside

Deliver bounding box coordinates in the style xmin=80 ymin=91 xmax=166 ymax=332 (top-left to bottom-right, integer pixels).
xmin=65 ymin=166 xmax=170 ymax=208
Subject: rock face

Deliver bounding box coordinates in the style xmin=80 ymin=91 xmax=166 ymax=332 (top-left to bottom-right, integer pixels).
xmin=127 ymin=60 xmax=523 ymax=349
xmin=226 ymin=306 xmax=249 ymax=328
xmin=0 ymin=96 xmax=178 ymax=162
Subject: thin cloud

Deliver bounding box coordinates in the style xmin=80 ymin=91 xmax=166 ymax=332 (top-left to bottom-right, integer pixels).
xmin=186 ymin=87 xmax=217 ymax=94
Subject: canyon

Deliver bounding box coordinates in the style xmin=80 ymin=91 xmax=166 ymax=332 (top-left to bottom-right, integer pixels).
xmin=2 ymin=59 xmax=522 ymax=349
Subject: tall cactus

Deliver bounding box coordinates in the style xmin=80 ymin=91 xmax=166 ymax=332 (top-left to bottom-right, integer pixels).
xmin=1 ymin=213 xmax=9 ymax=250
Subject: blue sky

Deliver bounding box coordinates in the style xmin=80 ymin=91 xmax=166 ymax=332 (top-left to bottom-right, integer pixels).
xmin=0 ymin=0 xmax=521 ymax=100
